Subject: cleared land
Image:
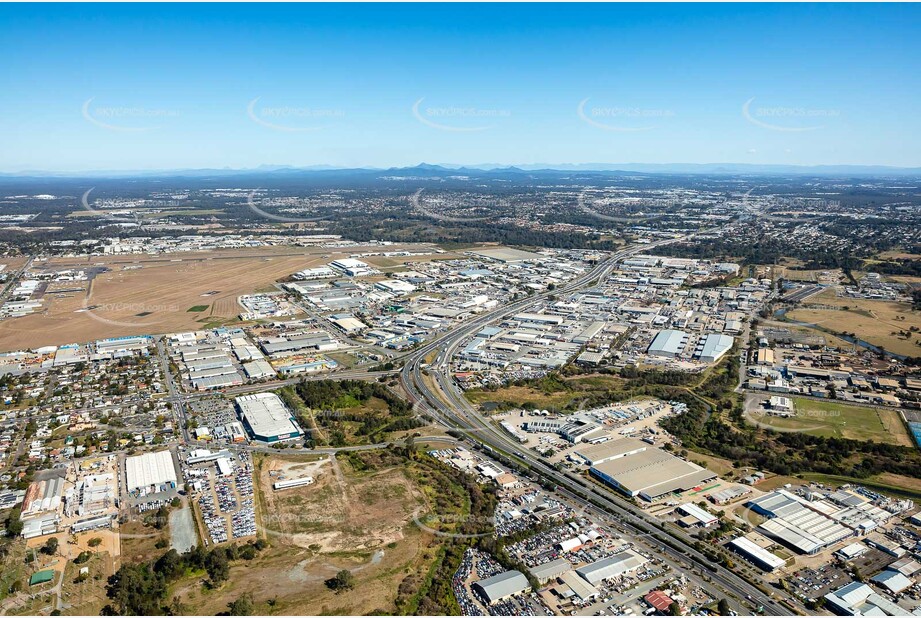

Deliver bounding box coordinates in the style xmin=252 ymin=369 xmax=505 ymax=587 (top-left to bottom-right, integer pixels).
xmin=0 ymin=244 xmax=454 ymax=351
xmin=746 ymin=397 xmax=912 ymax=446
xmin=786 ymin=288 xmax=921 ymax=356
xmin=162 ymin=450 xmax=451 ymax=615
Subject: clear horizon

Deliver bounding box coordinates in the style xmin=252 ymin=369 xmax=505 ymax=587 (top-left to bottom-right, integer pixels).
xmin=2 ymin=3 xmax=919 ymax=172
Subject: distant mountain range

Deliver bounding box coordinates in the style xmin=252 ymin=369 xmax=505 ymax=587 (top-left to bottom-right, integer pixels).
xmin=2 ymin=162 xmax=920 ymax=179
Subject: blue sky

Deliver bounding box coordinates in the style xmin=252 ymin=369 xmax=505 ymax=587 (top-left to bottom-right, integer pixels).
xmin=1 ymin=3 xmax=919 ymax=172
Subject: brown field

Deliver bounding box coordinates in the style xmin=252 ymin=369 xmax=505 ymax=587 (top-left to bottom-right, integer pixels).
xmin=163 ymin=452 xmax=441 ymax=615
xmin=787 ymin=288 xmax=921 ymax=356
xmin=877 ymin=250 xmax=921 ymax=261
xmin=0 ymin=244 xmax=447 ymax=351
xmin=256 ymin=453 xmax=424 ymax=551
xmin=775 ymin=266 xmax=843 ymax=283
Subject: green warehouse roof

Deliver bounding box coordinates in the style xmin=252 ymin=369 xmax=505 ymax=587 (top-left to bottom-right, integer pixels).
xmin=29 ymin=570 xmax=55 ymax=586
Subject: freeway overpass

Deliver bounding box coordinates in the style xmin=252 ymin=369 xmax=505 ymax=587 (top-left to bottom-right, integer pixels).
xmin=399 ymin=237 xmax=797 ymax=616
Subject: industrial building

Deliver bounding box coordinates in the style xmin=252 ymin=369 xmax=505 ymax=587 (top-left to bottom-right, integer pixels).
xmin=21 ymin=476 xmax=65 ymax=516
xmin=236 ymin=392 xmax=303 ymax=442
xmin=824 ymin=581 xmax=904 ymax=616
xmin=573 ymin=438 xmax=649 ymax=466
xmin=747 ymin=491 xmax=853 ymax=554
xmin=575 ymin=549 xmax=648 ymax=584
xmin=472 ymin=570 xmax=530 ymax=604
xmin=676 ymin=502 xmax=718 ymax=527
xmin=647 ymin=329 xmax=689 ymax=358
xmin=273 ymin=476 xmax=315 ymax=491
xmin=125 ymin=450 xmax=178 ymax=493
xmin=529 ymin=557 xmax=572 ymax=584
xmin=589 ymin=447 xmax=717 ymax=501
xmin=694 ymin=333 xmax=734 ymax=363
xmin=330 ymin=258 xmax=374 ymax=277
xmin=559 ymin=570 xmax=600 ymax=603
xmin=729 ymin=536 xmax=786 ymax=572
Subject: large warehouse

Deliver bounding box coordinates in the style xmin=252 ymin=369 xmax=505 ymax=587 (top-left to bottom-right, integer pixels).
xmin=695 ymin=334 xmax=735 ymax=363
xmin=589 ymin=447 xmax=716 ymax=501
xmin=236 ymin=392 xmax=303 ymax=442
xmin=573 ymin=438 xmax=649 ymax=466
xmin=125 ymin=450 xmax=178 ymax=493
xmin=575 ymin=549 xmax=648 ymax=584
xmin=747 ymin=490 xmax=853 ymax=554
xmin=472 ymin=570 xmax=530 ymax=605
xmin=647 ymin=329 xmax=689 ymax=358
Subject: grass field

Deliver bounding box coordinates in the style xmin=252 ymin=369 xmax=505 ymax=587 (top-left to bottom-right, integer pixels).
xmin=747 ymin=397 xmax=912 ymax=446
xmin=786 ymin=288 xmax=921 ymax=356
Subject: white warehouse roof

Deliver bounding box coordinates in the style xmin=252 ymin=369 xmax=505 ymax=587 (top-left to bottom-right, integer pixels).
xmin=473 ymin=570 xmax=530 ymax=604
xmin=647 ymin=329 xmax=688 ymax=357
xmin=696 ymin=333 xmax=735 ymax=363
xmin=576 ymin=550 xmax=648 ymax=584
xmin=125 ymin=450 xmax=177 ymax=492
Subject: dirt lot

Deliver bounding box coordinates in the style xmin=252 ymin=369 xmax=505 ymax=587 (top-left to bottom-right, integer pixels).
xmin=256 ymin=452 xmax=424 ymax=551
xmin=0 ymin=244 xmax=446 ymax=351
xmin=165 ymin=451 xmax=442 ymax=615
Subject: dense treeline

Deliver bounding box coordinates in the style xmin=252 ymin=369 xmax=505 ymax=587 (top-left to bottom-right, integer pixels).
xmin=661 ymin=404 xmax=921 ymax=479
xmin=294 ymin=379 xmax=411 ymax=415
xmin=101 ymin=540 xmax=267 ymax=615
xmin=288 ymin=379 xmax=423 ymax=445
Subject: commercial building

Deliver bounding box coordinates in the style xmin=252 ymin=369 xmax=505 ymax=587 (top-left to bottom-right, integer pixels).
xmin=576 ymin=550 xmax=648 ymax=584
xmin=647 ymin=329 xmax=689 ymax=358
xmin=695 ymin=333 xmax=734 ymax=363
xmin=21 ymin=476 xmax=65 ymax=516
xmin=747 ymin=491 xmax=853 ymax=554
xmin=236 ymin=392 xmax=303 ymax=442
xmin=729 ymin=536 xmax=786 ymax=572
xmin=330 ymin=258 xmax=374 ymax=277
xmin=676 ymin=502 xmax=718 ymax=527
xmin=529 ymin=557 xmax=572 ymax=584
xmin=125 ymin=450 xmax=178 ymax=493
xmin=472 ymin=570 xmax=530 ymax=604
xmin=273 ymin=476 xmax=315 ymax=491
xmin=824 ymin=581 xmax=904 ymax=616
xmin=589 ymin=448 xmax=717 ymax=501
xmin=574 ymin=438 xmax=648 ymax=466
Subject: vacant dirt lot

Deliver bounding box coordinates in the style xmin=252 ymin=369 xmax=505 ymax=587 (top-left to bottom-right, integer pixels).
xmin=256 ymin=452 xmax=424 ymax=552
xmin=164 ymin=451 xmax=441 ymax=615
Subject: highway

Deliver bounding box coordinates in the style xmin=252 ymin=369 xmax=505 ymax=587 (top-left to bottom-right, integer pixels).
xmin=399 ymin=237 xmax=797 ymax=616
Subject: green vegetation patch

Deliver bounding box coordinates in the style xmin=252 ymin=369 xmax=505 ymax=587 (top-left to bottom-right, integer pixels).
xmin=186 ymin=305 xmax=210 ymax=312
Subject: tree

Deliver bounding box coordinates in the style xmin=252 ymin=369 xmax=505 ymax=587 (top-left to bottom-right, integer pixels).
xmin=669 ymin=601 xmax=682 ymax=616
xmin=88 ymin=537 xmax=103 ymax=548
xmin=717 ymin=598 xmax=730 ymax=615
xmin=325 ymin=569 xmax=354 ymax=592
xmin=5 ymin=507 xmax=23 ymax=537
xmin=227 ymin=593 xmax=254 ymax=616
xmin=41 ymin=536 xmax=59 ymax=555
xmin=205 ymin=548 xmax=230 ymax=585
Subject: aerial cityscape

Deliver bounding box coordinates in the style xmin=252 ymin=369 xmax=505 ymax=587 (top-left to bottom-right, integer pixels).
xmin=1 ymin=3 xmax=920 ymax=617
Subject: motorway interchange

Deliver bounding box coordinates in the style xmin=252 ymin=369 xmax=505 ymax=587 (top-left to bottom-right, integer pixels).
xmin=399 ymin=236 xmax=797 ymax=616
